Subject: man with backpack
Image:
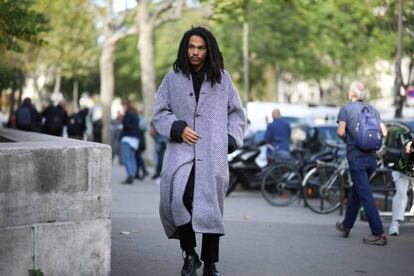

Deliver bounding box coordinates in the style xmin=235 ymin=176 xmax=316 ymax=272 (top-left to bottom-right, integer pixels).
xmin=335 ymin=80 xmax=388 ymax=246
xmin=41 ymin=99 xmax=68 ymax=137
xmin=15 ymin=97 xmax=41 ymax=132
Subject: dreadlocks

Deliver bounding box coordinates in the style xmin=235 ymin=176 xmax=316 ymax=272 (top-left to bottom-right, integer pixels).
xmin=173 ymin=26 xmax=224 ymax=87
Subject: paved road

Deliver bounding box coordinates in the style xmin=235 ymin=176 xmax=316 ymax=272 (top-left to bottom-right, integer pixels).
xmin=111 ymin=162 xmax=414 ymax=276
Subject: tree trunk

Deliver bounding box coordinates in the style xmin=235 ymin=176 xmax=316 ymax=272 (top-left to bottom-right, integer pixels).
xmin=8 ymin=89 xmax=16 ymax=127
xmin=242 ymin=20 xmax=249 ymax=107
xmin=137 ymin=2 xmax=156 ymax=164
xmin=72 ymin=79 xmax=79 ymax=112
xmin=394 ymin=0 xmax=404 ymax=118
xmin=99 ymin=0 xmax=116 ymax=145
xmin=53 ymin=68 xmax=61 ymax=104
xmin=100 ymin=42 xmax=115 ymax=145
xmin=407 ymin=52 xmax=414 ymax=86
xmin=17 ymin=89 xmax=23 ymax=107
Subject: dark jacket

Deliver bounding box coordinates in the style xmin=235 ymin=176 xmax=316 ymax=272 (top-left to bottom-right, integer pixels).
xmin=120 ymin=111 xmax=140 ymax=139
xmin=395 ymin=143 xmax=414 ymax=177
xmin=16 ymin=101 xmax=41 ymax=132
xmin=41 ymin=104 xmax=68 ymax=136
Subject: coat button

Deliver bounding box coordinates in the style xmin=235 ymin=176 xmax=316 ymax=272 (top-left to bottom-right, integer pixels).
xmin=190 ymin=93 xmax=193 ymax=96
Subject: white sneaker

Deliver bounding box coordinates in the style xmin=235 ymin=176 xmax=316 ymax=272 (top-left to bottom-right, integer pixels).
xmin=388 ymin=221 xmax=399 ymax=236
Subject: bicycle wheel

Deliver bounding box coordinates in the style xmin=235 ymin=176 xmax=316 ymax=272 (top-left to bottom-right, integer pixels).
xmin=261 ymin=163 xmax=302 ymax=206
xmin=302 ymin=166 xmax=342 ymax=214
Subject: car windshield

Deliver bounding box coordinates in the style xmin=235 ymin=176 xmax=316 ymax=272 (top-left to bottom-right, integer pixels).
xmin=317 ymin=126 xmax=342 ymax=142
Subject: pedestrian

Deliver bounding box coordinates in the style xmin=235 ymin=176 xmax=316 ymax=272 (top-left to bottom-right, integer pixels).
xmin=110 ymin=111 xmax=123 ymax=161
xmin=389 ymin=139 xmax=414 ymax=235
xmin=335 ymin=80 xmax=388 ymax=245
xmin=150 ymin=122 xmax=166 ymax=180
xmin=15 ymin=97 xmax=41 ymax=132
xmin=264 ymin=109 xmax=291 ymax=160
xmin=120 ymin=101 xmax=140 ymax=184
xmin=67 ymin=108 xmax=89 ymax=140
xmin=135 ymin=108 xmax=149 ymax=179
xmin=152 ymin=26 xmax=246 ymax=276
xmin=41 ymin=99 xmax=68 ymax=137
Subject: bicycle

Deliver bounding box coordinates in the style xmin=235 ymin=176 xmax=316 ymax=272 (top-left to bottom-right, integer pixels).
xmin=302 ymin=157 xmax=350 ymax=214
xmin=302 ymin=148 xmax=402 ymax=215
xmin=260 ymin=159 xmax=302 ymax=206
xmin=260 ymin=140 xmax=345 ymax=207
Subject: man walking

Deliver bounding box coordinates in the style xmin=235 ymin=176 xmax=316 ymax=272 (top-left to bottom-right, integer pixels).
xmin=335 ymin=81 xmax=387 ymax=245
xmin=152 ymin=26 xmax=246 ymax=276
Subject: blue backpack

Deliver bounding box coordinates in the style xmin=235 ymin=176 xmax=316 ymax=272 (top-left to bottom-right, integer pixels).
xmin=16 ymin=106 xmax=32 ymax=130
xmin=355 ymin=106 xmax=383 ymax=151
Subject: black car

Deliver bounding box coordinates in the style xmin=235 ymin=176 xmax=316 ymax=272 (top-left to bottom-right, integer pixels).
xmin=291 ymin=123 xmax=344 ymax=154
xmin=244 ymin=123 xmax=342 ymax=149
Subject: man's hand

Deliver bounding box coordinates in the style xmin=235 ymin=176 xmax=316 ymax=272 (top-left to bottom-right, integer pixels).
xmin=182 ymin=127 xmax=200 ymax=145
xmin=405 ymin=141 xmax=413 ymax=154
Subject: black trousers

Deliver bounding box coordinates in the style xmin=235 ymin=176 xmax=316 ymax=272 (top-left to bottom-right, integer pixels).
xmin=178 ymin=165 xmax=220 ymax=264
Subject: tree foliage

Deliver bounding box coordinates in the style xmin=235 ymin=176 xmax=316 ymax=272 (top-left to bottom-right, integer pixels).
xmin=205 ymin=0 xmax=411 ymax=103
xmin=0 ymin=0 xmax=48 ymax=91
xmin=33 ymin=0 xmax=98 ymax=80
xmin=0 ymin=0 xmax=48 ymax=53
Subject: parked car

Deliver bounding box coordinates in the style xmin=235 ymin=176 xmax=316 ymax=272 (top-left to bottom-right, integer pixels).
xmin=290 ymin=123 xmax=343 ymax=154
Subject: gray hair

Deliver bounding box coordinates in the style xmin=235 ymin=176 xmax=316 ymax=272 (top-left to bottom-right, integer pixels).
xmin=272 ymin=108 xmax=280 ymax=119
xmin=349 ymin=80 xmax=367 ymax=100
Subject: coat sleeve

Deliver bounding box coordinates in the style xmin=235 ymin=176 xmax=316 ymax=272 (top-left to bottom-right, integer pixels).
xmin=152 ymin=74 xmax=178 ymax=139
xmin=226 ymin=73 xmax=246 ymax=147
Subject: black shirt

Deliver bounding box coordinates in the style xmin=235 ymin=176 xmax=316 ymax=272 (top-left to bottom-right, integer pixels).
xmin=190 ymin=66 xmax=206 ymax=103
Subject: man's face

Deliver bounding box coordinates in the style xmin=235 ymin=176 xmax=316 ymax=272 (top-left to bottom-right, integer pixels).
xmin=188 ymin=35 xmax=207 ymax=71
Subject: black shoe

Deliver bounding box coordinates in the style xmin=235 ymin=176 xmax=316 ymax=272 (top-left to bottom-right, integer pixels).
xmin=121 ymin=176 xmax=134 ymax=184
xmin=181 ymin=254 xmax=202 ymax=276
xmin=203 ymin=263 xmax=220 ymax=276
xmin=151 ymin=174 xmax=160 ymax=180
xmin=336 ymin=222 xmax=350 ymax=238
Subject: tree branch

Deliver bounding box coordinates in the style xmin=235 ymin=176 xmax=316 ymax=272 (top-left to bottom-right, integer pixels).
xmin=107 ymin=25 xmax=139 ymax=46
xmin=151 ymin=0 xmax=174 ymax=22
xmin=153 ymin=0 xmax=185 ymax=28
xmin=113 ymin=7 xmax=136 ymax=30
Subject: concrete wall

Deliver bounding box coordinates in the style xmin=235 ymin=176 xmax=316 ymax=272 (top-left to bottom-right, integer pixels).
xmin=0 ymin=128 xmax=111 ymax=276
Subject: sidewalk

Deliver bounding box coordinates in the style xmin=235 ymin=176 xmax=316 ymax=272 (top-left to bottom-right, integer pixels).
xmin=111 ymin=161 xmax=414 ymax=276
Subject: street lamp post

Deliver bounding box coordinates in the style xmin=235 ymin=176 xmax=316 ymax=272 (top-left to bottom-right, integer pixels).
xmin=394 ymin=0 xmax=404 ymax=118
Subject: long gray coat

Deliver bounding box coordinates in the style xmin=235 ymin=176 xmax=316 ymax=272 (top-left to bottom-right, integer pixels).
xmin=152 ymin=70 xmax=246 ymax=238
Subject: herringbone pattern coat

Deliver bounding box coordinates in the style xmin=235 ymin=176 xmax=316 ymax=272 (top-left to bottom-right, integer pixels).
xmin=152 ymin=70 xmax=246 ymax=238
